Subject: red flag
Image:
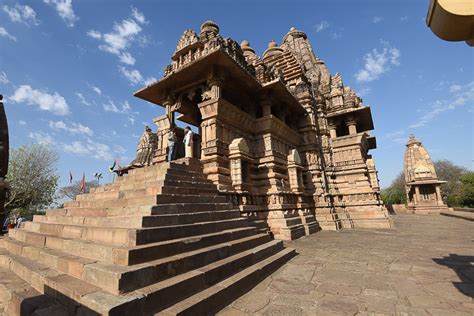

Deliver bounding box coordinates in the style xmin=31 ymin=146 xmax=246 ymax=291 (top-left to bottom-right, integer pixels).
xmin=69 ymin=171 xmax=73 ymax=184
xmin=79 ymin=172 xmax=85 ymax=193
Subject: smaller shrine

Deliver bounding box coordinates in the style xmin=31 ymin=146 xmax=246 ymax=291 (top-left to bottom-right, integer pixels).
xmin=404 ymin=134 xmax=448 ymax=214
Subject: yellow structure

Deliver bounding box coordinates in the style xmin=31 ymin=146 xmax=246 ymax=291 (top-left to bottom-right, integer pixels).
xmin=426 ymin=0 xmax=474 ymax=46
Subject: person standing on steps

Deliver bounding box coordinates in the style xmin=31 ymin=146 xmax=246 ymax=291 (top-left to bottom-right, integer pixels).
xmin=183 ymin=126 xmax=193 ymax=158
xmin=167 ymin=124 xmax=177 ymax=162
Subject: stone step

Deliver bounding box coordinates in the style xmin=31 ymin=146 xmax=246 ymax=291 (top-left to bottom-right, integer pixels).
xmin=115 ymin=168 xmax=207 ymax=184
xmin=34 ymin=209 xmax=242 ymax=228
xmin=149 ymin=203 xmax=233 ymax=215
xmin=1 ymin=237 xmax=97 ymax=280
xmin=440 ymin=210 xmax=474 ymax=221
xmin=22 ymin=217 xmax=249 ymax=246
xmin=117 ymin=227 xmax=258 ymax=266
xmin=77 ymin=185 xmax=219 ymax=202
xmin=0 ymin=251 xmax=140 ymax=315
xmin=0 ymin=240 xmax=291 ymax=315
xmin=46 ymin=202 xmax=233 ymax=218
xmin=3 ymin=233 xmax=275 ymax=295
xmin=8 ymin=226 xmax=258 ymax=266
xmin=96 ymin=179 xmax=216 ymax=193
xmin=0 ymin=266 xmax=68 ymax=315
xmin=155 ymin=194 xmax=227 ymax=205
xmin=23 ymin=221 xmax=131 ymax=246
xmin=133 ymin=218 xmax=250 ymax=245
xmin=65 ymin=195 xmax=157 ymax=208
xmin=82 ymin=234 xmax=276 ymax=294
xmin=67 ymin=194 xmax=228 ymax=209
xmin=140 ymin=240 xmax=288 ymax=314
xmin=159 ymin=247 xmax=296 ymax=315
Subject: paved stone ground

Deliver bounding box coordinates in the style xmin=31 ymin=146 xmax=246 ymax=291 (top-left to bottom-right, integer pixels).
xmin=219 ymin=214 xmax=474 ymax=315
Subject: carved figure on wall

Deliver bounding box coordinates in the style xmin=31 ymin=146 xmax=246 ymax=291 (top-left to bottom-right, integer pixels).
xmin=131 ymin=125 xmax=157 ymax=167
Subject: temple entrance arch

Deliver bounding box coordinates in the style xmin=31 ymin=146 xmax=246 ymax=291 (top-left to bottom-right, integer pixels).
xmin=169 ymin=86 xmax=206 ymax=160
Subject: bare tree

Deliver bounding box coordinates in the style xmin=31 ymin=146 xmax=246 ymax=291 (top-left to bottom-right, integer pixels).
xmin=58 ymin=180 xmax=98 ymax=201
xmin=6 ymin=144 xmax=59 ymax=215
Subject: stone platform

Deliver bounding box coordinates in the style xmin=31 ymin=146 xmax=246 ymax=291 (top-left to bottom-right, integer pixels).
xmin=0 ymin=159 xmax=295 ymax=315
xmin=221 ymin=214 xmax=474 ymax=315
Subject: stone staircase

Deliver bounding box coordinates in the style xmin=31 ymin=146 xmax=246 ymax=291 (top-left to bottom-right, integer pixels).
xmin=0 ymin=158 xmax=295 ymax=315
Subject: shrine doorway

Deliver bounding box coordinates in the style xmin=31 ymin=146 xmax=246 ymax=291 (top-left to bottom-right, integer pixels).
xmin=171 ymin=87 xmax=204 ymax=160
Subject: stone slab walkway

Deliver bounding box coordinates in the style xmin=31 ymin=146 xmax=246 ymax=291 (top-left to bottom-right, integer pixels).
xmin=220 ymin=214 xmax=474 ymax=315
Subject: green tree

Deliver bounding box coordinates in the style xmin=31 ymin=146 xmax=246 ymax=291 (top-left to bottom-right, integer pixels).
xmin=6 ymin=144 xmax=59 ymax=218
xmin=381 ymin=171 xmax=406 ymax=205
xmin=434 ymin=160 xmax=469 ymax=203
xmin=458 ymin=172 xmax=474 ymax=208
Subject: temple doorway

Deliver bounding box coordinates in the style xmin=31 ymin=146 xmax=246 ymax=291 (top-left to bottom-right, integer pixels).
xmin=170 ymin=87 xmax=204 ymax=160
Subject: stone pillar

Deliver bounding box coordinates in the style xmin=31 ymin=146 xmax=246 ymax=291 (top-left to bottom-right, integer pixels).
xmin=435 ymin=185 xmax=443 ymax=205
xmin=198 ymin=78 xmax=232 ymax=190
xmin=414 ymin=186 xmax=420 ymax=203
xmin=346 ymin=117 xmax=358 ymax=135
xmin=229 ymin=138 xmax=252 ymax=191
xmin=262 ymin=100 xmax=271 ymax=117
xmin=328 ymin=125 xmax=337 ymax=139
xmin=287 ymin=149 xmax=303 ymax=192
xmin=152 ymin=115 xmax=171 ymax=164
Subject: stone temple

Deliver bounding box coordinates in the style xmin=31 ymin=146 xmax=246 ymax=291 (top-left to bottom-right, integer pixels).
xmin=0 ymin=21 xmax=391 ymax=314
xmin=135 ymin=21 xmax=392 ymax=235
xmin=404 ymin=134 xmax=448 ymax=214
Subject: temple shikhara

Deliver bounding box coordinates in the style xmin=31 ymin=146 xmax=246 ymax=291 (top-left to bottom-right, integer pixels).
xmin=404 ymin=134 xmax=448 ymax=214
xmin=0 ymin=21 xmax=392 ymax=314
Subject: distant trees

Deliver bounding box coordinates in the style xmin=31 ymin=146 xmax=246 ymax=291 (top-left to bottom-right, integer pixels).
xmin=380 ymin=172 xmax=406 ymax=205
xmin=58 ymin=180 xmax=98 ymax=201
xmin=6 ymin=144 xmax=59 ymax=219
xmin=381 ymin=159 xmax=472 ymax=208
xmin=448 ymin=172 xmax=474 ymax=208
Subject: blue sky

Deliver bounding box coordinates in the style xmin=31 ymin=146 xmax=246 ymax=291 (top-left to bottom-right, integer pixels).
xmin=1 ymin=0 xmax=472 ymax=189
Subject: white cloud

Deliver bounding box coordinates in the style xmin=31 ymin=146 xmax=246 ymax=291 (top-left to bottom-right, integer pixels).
xmin=449 ymin=84 xmax=462 ymax=93
xmin=410 ymin=81 xmax=474 ymax=128
xmin=355 ymin=43 xmax=400 ymax=83
xmin=0 ymin=26 xmax=17 ymax=41
xmin=385 ymin=130 xmax=407 ymax=144
xmin=63 ymin=138 xmax=116 ymax=161
xmin=372 ymin=17 xmax=383 ymax=23
xmin=86 ymin=29 xmax=101 ymax=39
xmin=331 ymin=32 xmax=342 ymax=40
xmin=9 ymin=85 xmax=69 ymax=115
xmin=400 ymin=16 xmax=408 ymax=22
xmin=2 ymin=4 xmax=39 ymax=26
xmin=131 ymin=7 xmax=146 ymax=24
xmin=119 ymin=52 xmax=135 ymax=65
xmin=49 ymin=120 xmax=93 ymax=136
xmin=43 ymin=0 xmax=78 ymax=27
xmin=18 ymin=120 xmax=26 ymax=125
xmin=28 ymin=132 xmax=54 ymax=146
xmin=144 ymin=76 xmax=157 ymax=86
xmin=75 ymin=92 xmax=91 ymax=106
xmin=92 ymin=86 xmax=101 ymax=95
xmin=103 ymin=99 xmax=131 ymax=114
xmin=87 ymin=7 xmax=146 ymax=65
xmin=0 ymin=71 xmax=8 ymax=84
xmin=358 ymin=87 xmax=371 ymax=97
xmin=119 ymin=66 xmax=155 ymax=86
xmin=314 ymin=21 xmax=329 ymax=32
xmin=119 ymin=66 xmax=143 ymax=84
